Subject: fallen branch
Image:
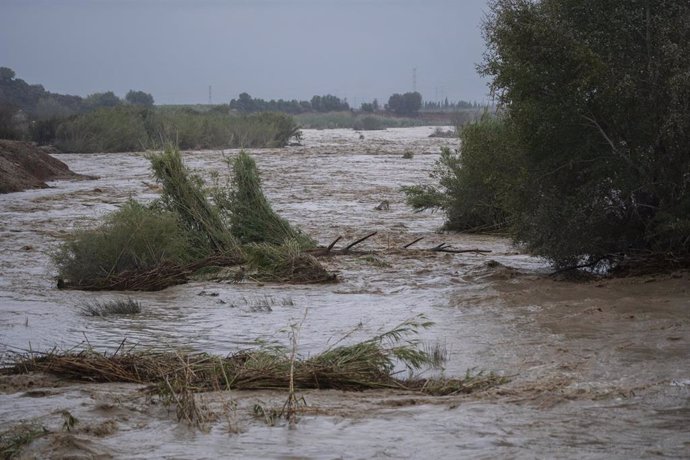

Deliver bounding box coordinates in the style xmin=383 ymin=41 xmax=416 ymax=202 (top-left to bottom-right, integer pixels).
xmin=403 ymin=237 xmax=424 ymax=249
xmin=430 ymin=247 xmax=492 ymax=254
xmin=343 ymin=232 xmax=378 ymax=252
xmin=326 ymin=236 xmax=342 ymax=253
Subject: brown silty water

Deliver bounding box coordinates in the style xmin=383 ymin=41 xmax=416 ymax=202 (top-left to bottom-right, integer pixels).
xmin=0 ymin=127 xmax=688 ymax=459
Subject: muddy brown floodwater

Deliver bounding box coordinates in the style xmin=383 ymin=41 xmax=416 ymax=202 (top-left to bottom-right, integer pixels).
xmin=0 ymin=127 xmax=688 ymax=459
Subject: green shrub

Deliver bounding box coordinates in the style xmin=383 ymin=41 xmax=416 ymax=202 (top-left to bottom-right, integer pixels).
xmin=404 ymin=115 xmax=520 ymax=233
xmin=54 ymin=201 xmax=194 ymax=285
xmin=54 ymin=147 xmax=333 ymax=290
xmin=54 ymin=106 xmax=150 ymax=152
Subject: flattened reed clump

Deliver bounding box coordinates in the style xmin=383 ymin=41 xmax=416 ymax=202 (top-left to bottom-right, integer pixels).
xmin=54 ymin=148 xmax=330 ymax=290
xmin=245 ymin=241 xmax=335 ymax=283
xmin=3 ymin=319 xmax=506 ymax=396
xmin=81 ymin=298 xmax=141 ymax=316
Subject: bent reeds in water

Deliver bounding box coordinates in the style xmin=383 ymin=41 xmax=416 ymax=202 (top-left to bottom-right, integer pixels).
xmin=3 ymin=318 xmax=506 ymax=396
xmin=54 ymin=148 xmax=331 ymax=290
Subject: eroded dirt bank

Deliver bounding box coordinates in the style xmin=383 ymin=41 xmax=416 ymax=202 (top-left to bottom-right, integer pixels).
xmin=0 ymin=127 xmax=688 ymax=459
xmin=0 ymin=140 xmax=91 ymax=194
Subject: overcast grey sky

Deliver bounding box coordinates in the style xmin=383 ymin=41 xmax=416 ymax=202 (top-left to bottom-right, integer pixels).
xmin=0 ymin=0 xmax=491 ymax=105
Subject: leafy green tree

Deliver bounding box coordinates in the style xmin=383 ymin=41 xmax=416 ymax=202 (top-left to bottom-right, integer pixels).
xmin=125 ymin=90 xmax=154 ymax=106
xmin=85 ymin=91 xmax=121 ymax=109
xmin=231 ymin=92 xmax=255 ymax=113
xmin=479 ymin=0 xmax=690 ymax=267
xmin=386 ymin=92 xmax=422 ymax=116
xmin=0 ymin=67 xmax=16 ymax=82
xmin=310 ymin=94 xmax=349 ymax=112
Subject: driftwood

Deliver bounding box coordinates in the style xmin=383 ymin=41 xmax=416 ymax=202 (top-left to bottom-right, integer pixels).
xmin=403 ymin=237 xmax=424 ymax=249
xmin=311 ymin=232 xmax=491 ymax=257
xmin=326 ymin=235 xmax=342 ymax=253
xmin=343 ymin=231 xmax=378 ymax=252
xmin=429 ymin=243 xmax=491 ymax=254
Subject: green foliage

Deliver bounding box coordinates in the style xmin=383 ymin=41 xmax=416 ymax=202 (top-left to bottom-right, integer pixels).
xmin=54 ymin=106 xmax=150 ymax=152
xmin=479 ymin=0 xmax=690 ymax=267
xmin=125 ymin=90 xmax=154 ymax=106
xmin=244 ymin=240 xmax=332 ymax=283
xmin=218 ymin=151 xmax=314 ymax=248
xmin=53 ymin=107 xmax=301 ymax=152
xmin=85 ymin=91 xmax=121 ymax=109
xmin=53 ymin=201 xmax=195 ymax=286
xmin=0 ymin=105 xmax=22 ymax=140
xmin=295 ymin=112 xmax=429 ymax=129
xmin=0 ymin=67 xmax=16 ymax=81
xmin=230 ymin=92 xmax=311 ymax=114
xmin=386 ymin=92 xmax=422 ymax=116
xmin=54 ymin=148 xmax=328 ymax=289
xmin=148 ymin=147 xmax=238 ymax=254
xmin=404 ymin=115 xmax=519 ymax=233
xmin=310 ymin=94 xmax=350 ymax=112
xmin=360 ymin=102 xmax=375 ymax=113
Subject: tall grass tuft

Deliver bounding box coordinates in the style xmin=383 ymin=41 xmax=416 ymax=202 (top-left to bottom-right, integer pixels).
xmin=148 ymin=147 xmax=239 ymax=255
xmin=216 ymin=152 xmax=314 ymax=248
xmin=81 ymin=298 xmax=142 ymax=316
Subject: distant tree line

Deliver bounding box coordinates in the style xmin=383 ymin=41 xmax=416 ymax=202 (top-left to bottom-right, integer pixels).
xmin=0 ymin=67 xmax=154 ymax=139
xmin=0 ymin=67 xmax=305 ymax=151
xmin=422 ymin=99 xmax=481 ymax=111
xmin=229 ymin=93 xmax=351 ymax=114
xmin=229 ymin=91 xmax=475 ymax=118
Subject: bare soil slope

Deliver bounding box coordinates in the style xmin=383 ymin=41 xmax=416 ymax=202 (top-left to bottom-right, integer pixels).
xmin=0 ymin=140 xmax=90 ymax=193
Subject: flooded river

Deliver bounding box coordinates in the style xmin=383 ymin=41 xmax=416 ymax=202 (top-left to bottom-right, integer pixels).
xmin=1 ymin=127 xmax=688 ymax=458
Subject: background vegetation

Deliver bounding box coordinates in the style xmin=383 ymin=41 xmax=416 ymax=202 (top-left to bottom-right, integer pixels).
xmin=52 ymin=107 xmax=301 ymax=152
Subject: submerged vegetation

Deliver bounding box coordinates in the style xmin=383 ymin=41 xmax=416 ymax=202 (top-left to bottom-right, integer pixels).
xmin=0 ymin=423 xmax=48 ymax=460
xmin=4 ymin=318 xmax=505 ymax=397
xmin=54 ymin=148 xmax=328 ymax=290
xmin=81 ymin=298 xmax=142 ymax=316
